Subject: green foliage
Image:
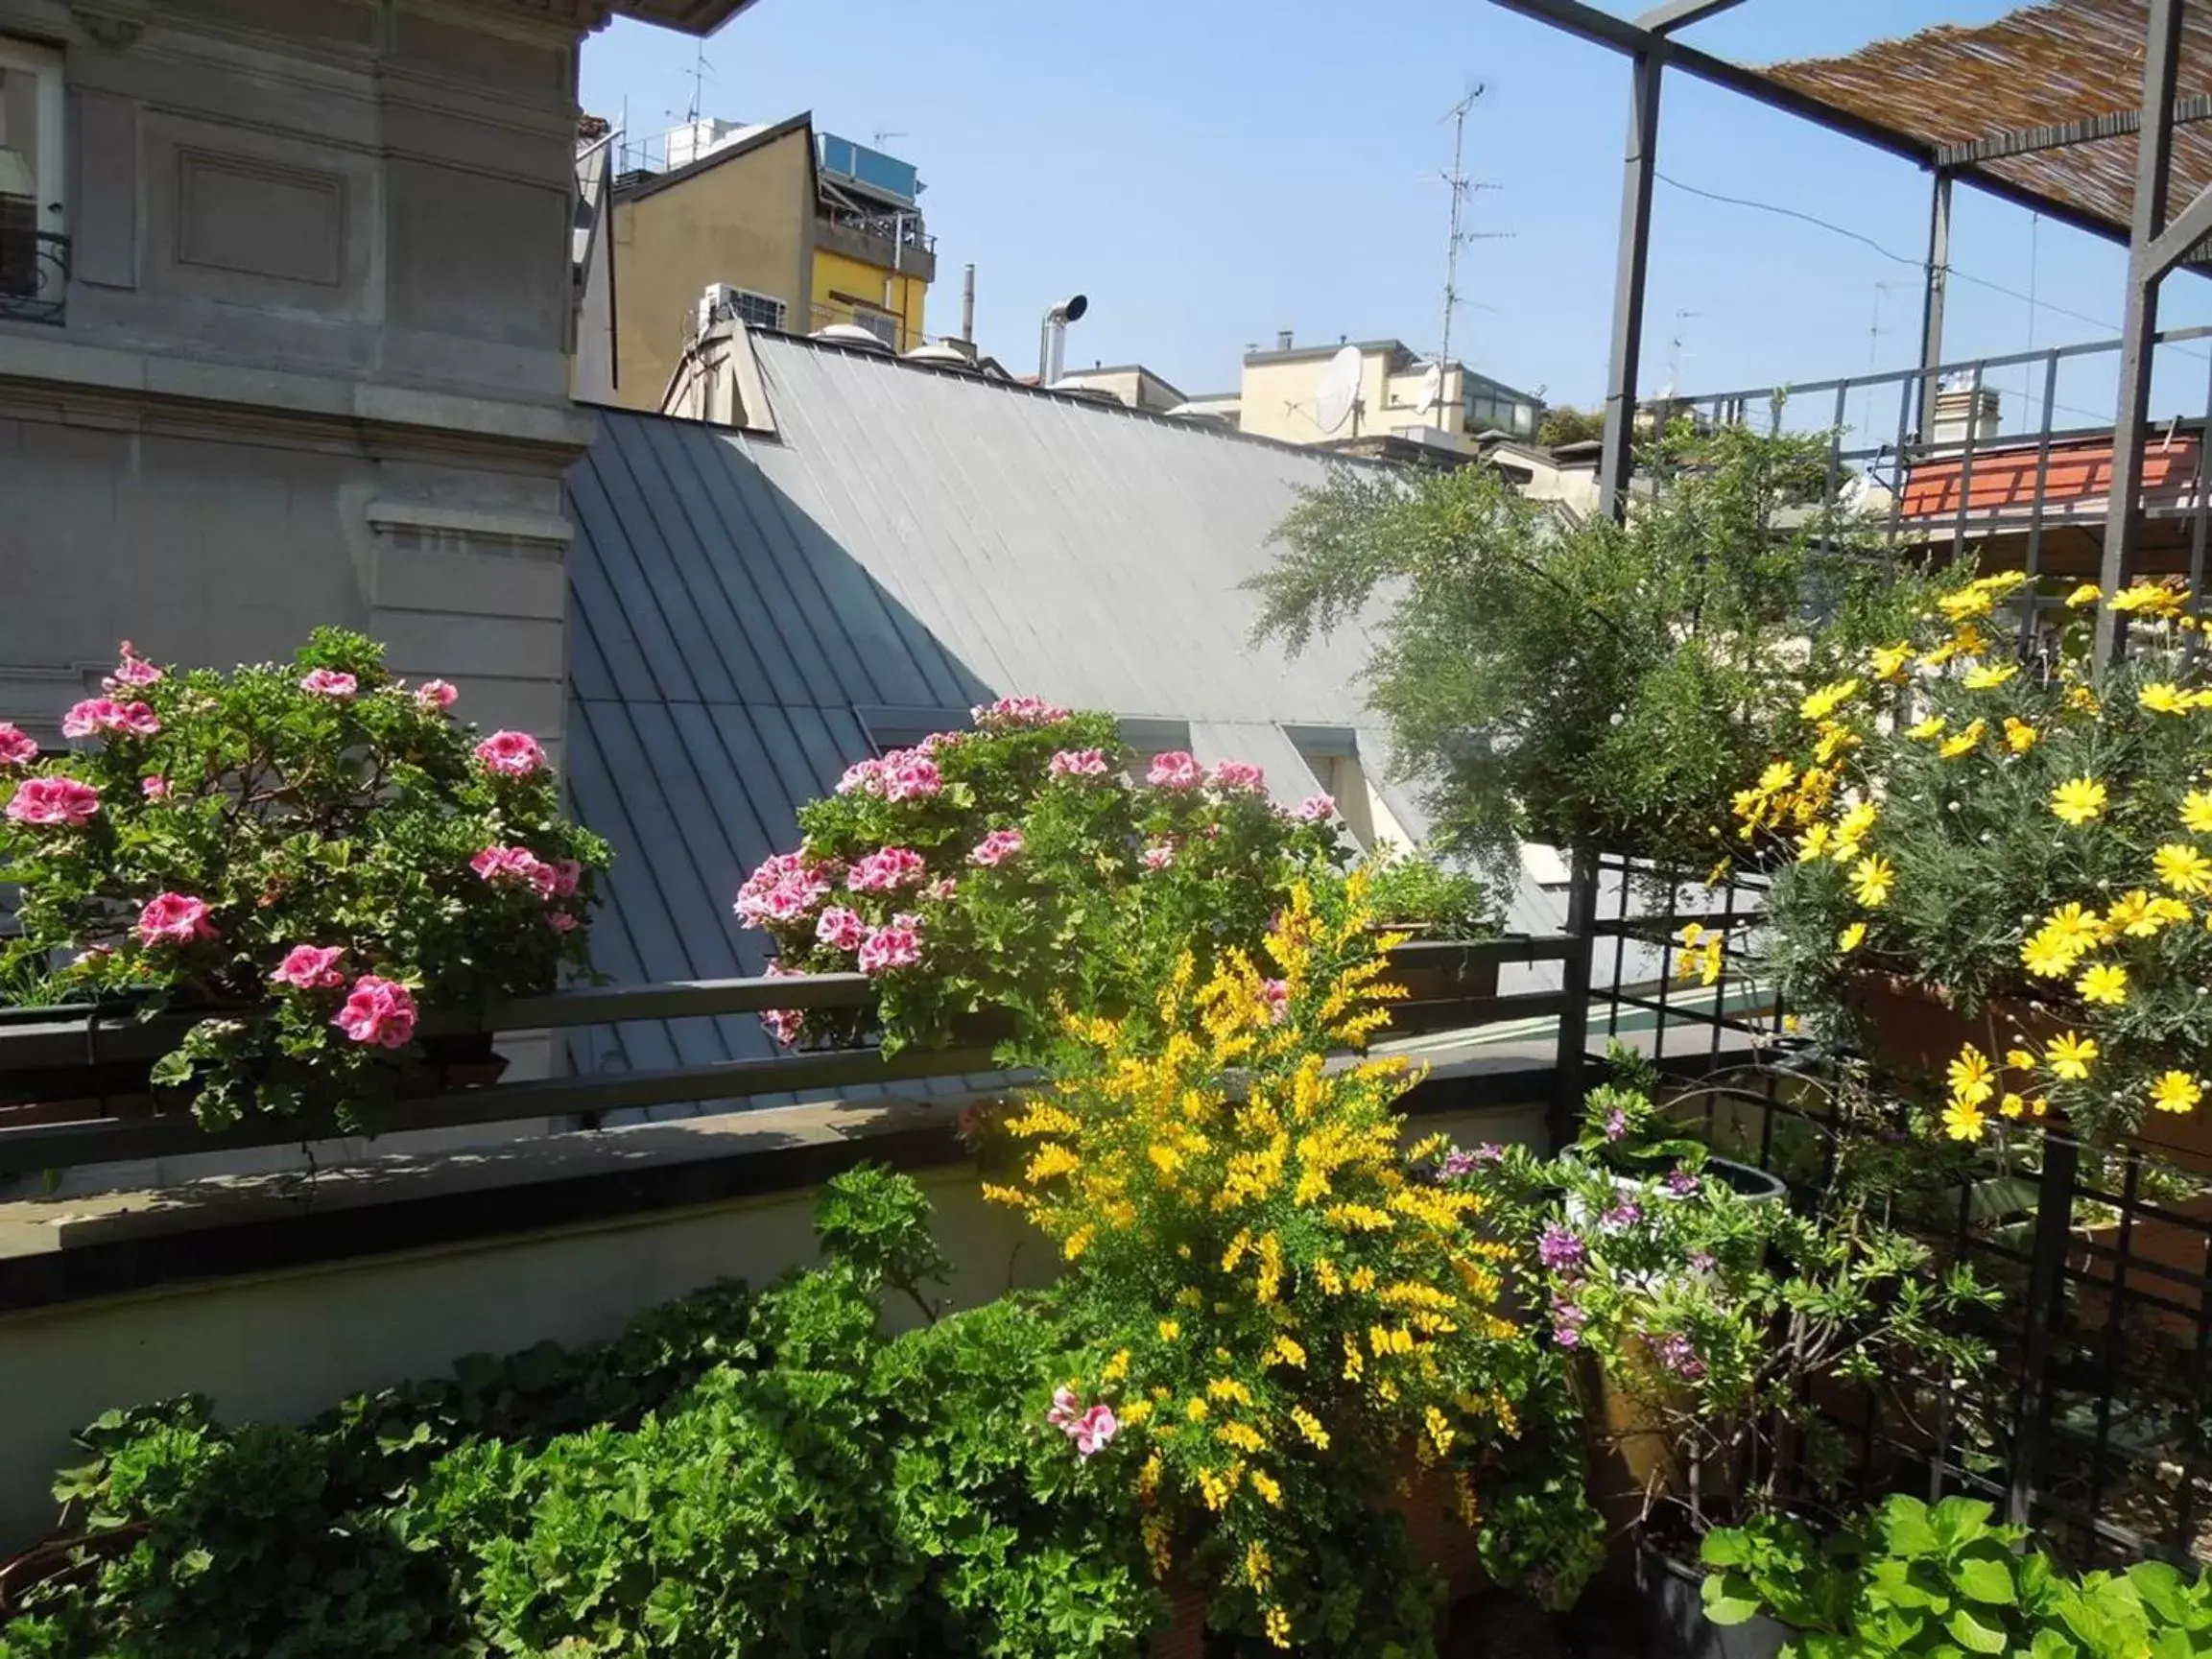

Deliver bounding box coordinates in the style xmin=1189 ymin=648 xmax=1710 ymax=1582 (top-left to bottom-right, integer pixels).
xmin=1248 ymin=424 xmax=1927 ymax=881
xmin=748 ymin=704 xmax=1343 ymax=1058
xmin=1347 ymin=847 xmax=1500 ymax=938
xmin=0 ymin=631 xmax=608 ymax=1129
xmin=1534 ymin=406 xmax=1605 ymax=450
xmin=0 ymin=1172 xmax=1163 ymax=1659
xmin=1702 ymin=1495 xmax=2212 ymax=1659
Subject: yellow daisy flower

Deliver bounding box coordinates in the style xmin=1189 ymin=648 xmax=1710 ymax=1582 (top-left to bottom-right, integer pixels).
xmin=1947 ymin=1045 xmax=1995 ymax=1107
xmin=2106 ymin=889 xmax=2164 ymax=937
xmin=1799 ymin=821 xmax=1833 ymax=862
xmin=1939 ymin=719 xmax=1988 ymax=758
xmin=1938 ymin=587 xmax=1995 ymax=622
xmin=1998 ymin=1092 xmax=2030 ymax=1120
xmin=2020 ymin=928 xmax=2081 ymax=980
xmin=2181 ymin=790 xmax=2212 ymax=835
xmin=2155 ymin=842 xmax=2212 ymax=896
xmin=2051 ymin=777 xmax=2108 ymax=826
xmin=2110 ymin=581 xmax=2188 ymax=619
xmin=2150 ymin=1072 xmax=2204 ymax=1116
xmin=2003 ymin=718 xmax=2039 ymax=752
xmin=1838 ymin=920 xmax=1867 ymax=953
xmin=2006 ymin=1048 xmax=2039 ymax=1073
xmin=1941 ymin=1098 xmax=1987 ymax=1141
xmin=2065 ymin=583 xmax=2104 ymax=608
xmin=1906 ymin=714 xmax=1948 ymax=741
xmin=2140 ymin=682 xmax=2194 ymax=717
xmin=2046 ymin=1031 xmax=2099 ymax=1081
xmin=1963 ymin=662 xmax=2019 ymax=690
xmin=1799 ymin=679 xmax=1860 ymax=723
xmin=1851 ymin=854 xmax=1895 ymax=908
xmin=2076 ymin=962 xmax=2129 ymax=1006
xmin=1868 ymin=642 xmax=1914 ymax=683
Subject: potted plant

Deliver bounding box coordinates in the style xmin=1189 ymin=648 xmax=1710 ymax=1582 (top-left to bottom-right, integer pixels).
xmin=1338 ymin=848 xmax=1505 ymax=1024
xmin=0 ymin=631 xmax=608 ymax=1132
xmin=1247 ymin=422 xmax=1929 ymax=888
xmin=986 ymin=872 xmax=1605 ymax=1654
xmin=737 ymin=699 xmax=1345 ymax=1061
xmin=1701 ymin=1493 xmax=2212 ymax=1657
xmin=1440 ymin=1061 xmax=1999 ymax=1659
xmin=1742 ymin=570 xmax=2212 ymax=1156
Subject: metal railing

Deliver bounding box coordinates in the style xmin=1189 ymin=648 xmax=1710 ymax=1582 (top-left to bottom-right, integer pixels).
xmin=1664 ymin=323 xmax=2212 ymax=600
xmin=0 ymin=226 xmax=67 ymax=326
xmin=818 ymin=201 xmax=933 ymax=255
xmin=0 ymin=936 xmax=1581 ymax=1180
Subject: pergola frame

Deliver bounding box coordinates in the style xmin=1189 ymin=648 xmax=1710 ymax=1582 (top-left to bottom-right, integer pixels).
xmin=1490 ymin=0 xmax=2212 ymax=671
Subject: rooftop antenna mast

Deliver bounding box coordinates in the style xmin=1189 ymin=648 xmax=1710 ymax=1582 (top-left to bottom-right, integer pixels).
xmin=1435 ymin=83 xmax=1508 ymax=402
xmin=680 ymin=40 xmax=713 ymax=125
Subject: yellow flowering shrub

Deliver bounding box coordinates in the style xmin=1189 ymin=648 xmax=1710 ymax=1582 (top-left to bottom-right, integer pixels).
xmin=988 ymin=873 xmax=1535 ymax=1650
xmin=1743 ymin=570 xmax=2212 ymax=1143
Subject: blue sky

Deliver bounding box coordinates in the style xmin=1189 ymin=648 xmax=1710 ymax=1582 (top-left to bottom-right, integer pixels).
xmin=583 ymin=1 xmax=2212 ymax=436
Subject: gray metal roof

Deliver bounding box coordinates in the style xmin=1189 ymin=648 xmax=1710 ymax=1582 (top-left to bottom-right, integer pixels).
xmin=563 ymin=338 xmax=1572 ymax=1109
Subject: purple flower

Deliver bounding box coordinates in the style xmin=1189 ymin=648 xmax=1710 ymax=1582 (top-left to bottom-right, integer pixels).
xmin=1599 ymin=1198 xmax=1643 ymax=1233
xmin=1538 ymin=1224 xmax=1586 ymax=1273
xmin=1651 ymin=1331 xmax=1707 ymax=1381
xmin=1603 ymin=1107 xmax=1628 ymax=1142
xmin=1550 ymin=1292 xmax=1587 ymax=1348
xmin=1665 ymin=1167 xmax=1701 ymax=1197
xmin=1687 ymin=1250 xmax=1716 ymax=1273
xmin=1438 ymin=1148 xmax=1478 ymax=1180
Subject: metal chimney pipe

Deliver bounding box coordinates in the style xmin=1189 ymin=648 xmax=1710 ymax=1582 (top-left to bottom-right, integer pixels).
xmin=1036 ymin=294 xmax=1088 ymax=384
xmin=961 ymin=263 xmax=975 ymax=343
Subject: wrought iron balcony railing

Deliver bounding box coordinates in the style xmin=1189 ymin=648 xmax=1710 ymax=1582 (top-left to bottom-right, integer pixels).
xmin=0 ymin=225 xmax=67 ymax=325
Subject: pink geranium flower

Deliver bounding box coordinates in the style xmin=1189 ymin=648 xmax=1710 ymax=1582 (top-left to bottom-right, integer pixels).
xmin=1048 ymin=1386 xmax=1082 ymax=1430
xmin=298 ymin=668 xmax=358 ymax=699
xmin=968 ymin=828 xmax=1024 ymax=866
xmin=547 ymin=910 xmax=578 ymax=933
xmin=817 ymin=905 xmax=868 ymax=950
xmin=333 ymin=975 xmax=417 ymax=1048
xmin=857 ymin=920 xmax=923 ymax=975
xmin=836 ymin=757 xmax=886 ymax=796
xmin=1073 ymin=1404 xmax=1119 ymax=1458
xmin=880 ymin=750 xmax=942 ymax=803
xmin=1141 ymin=841 xmax=1176 ymax=871
xmin=61 ymin=699 xmax=160 ymax=739
xmin=917 ymin=730 xmax=963 ymax=757
xmin=922 ymin=876 xmax=959 ymax=903
xmin=472 ymin=844 xmax=558 ymax=898
xmin=140 ymin=775 xmax=171 ymax=801
xmin=5 ymin=776 xmax=100 ymax=826
xmin=270 ymin=944 xmax=345 ymax=990
xmin=136 ymin=891 xmax=218 ymax=947
xmin=971 ymin=694 xmax=1071 ymax=730
xmin=1293 ymin=794 xmax=1337 ymax=822
xmin=1260 ymin=979 xmax=1291 ymax=1025
xmin=473 ymin=729 xmax=546 ymax=778
xmin=1211 ymin=760 xmax=1266 ymax=794
xmin=415 ymin=679 xmax=459 ymax=712
xmin=759 ymin=960 xmax=805 ymax=1046
xmin=1048 ymin=747 xmax=1109 ymax=779
xmin=0 ymin=723 xmax=36 ymax=768
xmin=735 ymin=851 xmax=835 ymax=927
xmin=846 ymin=846 xmax=927 ymax=893
xmin=103 ymin=644 xmax=163 ymax=693
xmin=551 ymin=859 xmax=583 ymax=897
xmin=1146 ymin=751 xmax=1204 ymax=791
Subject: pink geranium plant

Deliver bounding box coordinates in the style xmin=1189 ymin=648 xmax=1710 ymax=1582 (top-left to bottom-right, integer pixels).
xmin=735 ymin=702 xmax=1345 ymax=1056
xmin=0 ymin=628 xmax=609 ymax=1130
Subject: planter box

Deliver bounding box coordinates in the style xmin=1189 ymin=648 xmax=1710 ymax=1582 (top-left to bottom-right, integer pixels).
xmin=1374 ymin=931 xmax=1506 ymax=1034
xmin=1638 ymin=1543 xmax=1790 ymax=1659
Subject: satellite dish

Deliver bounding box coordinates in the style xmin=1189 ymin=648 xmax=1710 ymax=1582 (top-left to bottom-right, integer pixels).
xmin=1415 ymin=362 xmax=1444 ymax=415
xmin=1315 ymin=344 xmax=1363 ymax=436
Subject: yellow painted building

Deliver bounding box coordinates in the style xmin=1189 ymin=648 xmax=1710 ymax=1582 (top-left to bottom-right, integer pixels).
xmin=603 ymin=114 xmax=935 ymax=410
xmin=1207 ymin=338 xmax=1541 ymax=455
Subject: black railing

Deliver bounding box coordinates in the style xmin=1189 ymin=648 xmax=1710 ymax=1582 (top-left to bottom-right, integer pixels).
xmin=1580 ymin=853 xmax=2212 ymax=1572
xmin=0 ymin=936 xmax=1580 ymax=1179
xmin=0 ymin=226 xmax=67 ymax=326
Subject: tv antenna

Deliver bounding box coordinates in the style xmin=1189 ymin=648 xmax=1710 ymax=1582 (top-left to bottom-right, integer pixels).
xmin=1315 ymin=344 xmax=1365 ymax=438
xmin=872 ymin=129 xmax=908 ymax=149
xmin=1862 ymin=280 xmax=1893 ymax=440
xmin=1436 ymin=84 xmax=1510 ymax=379
xmin=1663 ymin=309 xmax=1701 ymax=397
xmin=678 ymin=41 xmax=715 ymax=125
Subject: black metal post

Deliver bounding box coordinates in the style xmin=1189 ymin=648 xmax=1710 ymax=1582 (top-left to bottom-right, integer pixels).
xmin=1550 ymin=849 xmax=1600 ymax=1149
xmin=2008 ymin=1135 xmax=2081 ymax=1529
xmin=1600 ymin=44 xmax=1665 ymax=522
xmin=2097 ymin=0 xmax=2186 ymax=673
xmin=1919 ymin=170 xmax=1952 ymax=440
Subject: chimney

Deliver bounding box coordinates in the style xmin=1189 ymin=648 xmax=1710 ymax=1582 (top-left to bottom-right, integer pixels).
xmin=1932 ymin=384 xmax=2002 ymax=447
xmin=1275 ymin=329 xmax=1294 ymax=351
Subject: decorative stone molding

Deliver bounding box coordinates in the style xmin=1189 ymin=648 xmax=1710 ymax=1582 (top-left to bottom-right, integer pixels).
xmin=67 ymin=1 xmax=149 ymax=50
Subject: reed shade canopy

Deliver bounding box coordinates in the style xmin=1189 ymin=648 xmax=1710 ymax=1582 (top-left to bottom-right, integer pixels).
xmin=1764 ymin=0 xmax=2212 ymax=273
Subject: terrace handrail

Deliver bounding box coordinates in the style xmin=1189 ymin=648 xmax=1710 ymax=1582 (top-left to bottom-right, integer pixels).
xmin=0 ymin=935 xmax=1585 ymax=1179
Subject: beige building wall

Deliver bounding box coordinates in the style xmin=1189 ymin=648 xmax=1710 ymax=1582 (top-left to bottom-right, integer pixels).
xmin=608 ymin=126 xmax=814 ymax=411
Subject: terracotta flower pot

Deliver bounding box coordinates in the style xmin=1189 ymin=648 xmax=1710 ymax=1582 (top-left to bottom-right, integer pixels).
xmin=1842 ymin=971 xmax=2062 ymax=1090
